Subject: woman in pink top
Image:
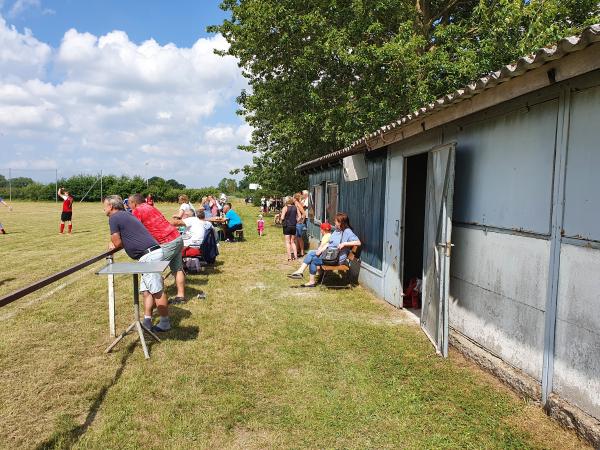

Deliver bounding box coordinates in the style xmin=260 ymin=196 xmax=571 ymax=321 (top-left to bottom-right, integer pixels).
xmin=208 ymin=195 xmax=219 ymax=217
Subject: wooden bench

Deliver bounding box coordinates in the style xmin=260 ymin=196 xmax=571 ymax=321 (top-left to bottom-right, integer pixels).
xmin=319 ymin=245 xmax=360 ymax=288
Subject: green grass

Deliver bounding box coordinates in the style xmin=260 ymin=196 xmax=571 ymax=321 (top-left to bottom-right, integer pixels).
xmin=0 ymin=201 xmax=589 ymax=449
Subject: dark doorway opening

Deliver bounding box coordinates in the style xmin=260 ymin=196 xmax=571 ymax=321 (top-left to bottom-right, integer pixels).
xmin=402 ymin=152 xmax=428 ymax=313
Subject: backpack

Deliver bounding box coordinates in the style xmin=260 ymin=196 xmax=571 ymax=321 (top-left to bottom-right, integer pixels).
xmin=183 ymin=257 xmax=202 ymax=274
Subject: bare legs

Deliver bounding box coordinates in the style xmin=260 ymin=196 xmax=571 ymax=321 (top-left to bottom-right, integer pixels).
xmin=175 ymin=270 xmax=185 ymax=298
xmin=284 ymin=234 xmax=297 ymax=260
xmin=143 ymin=291 xmax=168 ymax=318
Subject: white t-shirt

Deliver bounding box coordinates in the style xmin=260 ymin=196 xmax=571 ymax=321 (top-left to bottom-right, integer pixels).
xmin=179 ymin=202 xmax=196 ymax=216
xmin=182 ymin=217 xmax=206 ymax=247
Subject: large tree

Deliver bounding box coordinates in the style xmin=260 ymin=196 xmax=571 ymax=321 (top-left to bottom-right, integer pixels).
xmin=210 ymin=0 xmax=599 ymax=193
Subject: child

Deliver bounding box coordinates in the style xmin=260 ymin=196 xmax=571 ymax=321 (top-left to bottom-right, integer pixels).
xmin=287 ymin=222 xmax=332 ymax=278
xmin=257 ymin=214 xmax=265 ymax=237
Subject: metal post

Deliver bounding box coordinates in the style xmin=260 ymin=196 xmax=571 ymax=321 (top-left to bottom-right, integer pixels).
xmin=8 ymin=168 xmax=11 ymax=202
xmin=541 ymin=87 xmax=570 ymax=405
xmin=107 ymin=255 xmax=116 ymax=337
xmin=133 ymin=273 xmax=150 ymax=359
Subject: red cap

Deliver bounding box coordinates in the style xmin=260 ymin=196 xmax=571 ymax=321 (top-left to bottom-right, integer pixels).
xmin=320 ymin=222 xmax=332 ymax=232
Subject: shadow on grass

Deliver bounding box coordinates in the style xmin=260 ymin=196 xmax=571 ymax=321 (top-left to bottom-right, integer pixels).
xmin=0 ymin=277 xmax=16 ymax=287
xmin=147 ymin=305 xmax=199 ymax=343
xmin=35 ymin=342 xmax=136 ymax=450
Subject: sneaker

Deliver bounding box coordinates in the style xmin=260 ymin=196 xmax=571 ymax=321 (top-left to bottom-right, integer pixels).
xmin=151 ymin=324 xmax=171 ymax=332
xmin=142 ymin=318 xmax=153 ymax=329
xmin=168 ymin=296 xmax=186 ymax=305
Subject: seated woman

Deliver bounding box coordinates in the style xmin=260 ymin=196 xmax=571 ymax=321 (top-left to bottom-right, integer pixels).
xmin=174 ymin=194 xmax=195 ymax=219
xmin=287 ymin=222 xmax=331 ymax=278
xmin=223 ymin=203 xmax=243 ymax=242
xmin=288 ymin=212 xmax=360 ymax=287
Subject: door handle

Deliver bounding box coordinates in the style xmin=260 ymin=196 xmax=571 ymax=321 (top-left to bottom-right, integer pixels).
xmin=395 ymin=219 xmax=400 ymax=235
xmin=437 ymin=241 xmax=455 ymax=256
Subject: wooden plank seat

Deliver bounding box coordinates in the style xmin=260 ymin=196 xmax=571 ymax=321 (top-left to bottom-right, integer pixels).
xmin=318 ymin=245 xmax=360 ymax=288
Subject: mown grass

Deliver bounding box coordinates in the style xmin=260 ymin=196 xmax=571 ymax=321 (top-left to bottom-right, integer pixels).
xmin=0 ymin=201 xmax=589 ymax=449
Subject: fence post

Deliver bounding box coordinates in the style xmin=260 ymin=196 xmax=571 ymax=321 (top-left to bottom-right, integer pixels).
xmin=106 ymin=254 xmax=116 ymax=337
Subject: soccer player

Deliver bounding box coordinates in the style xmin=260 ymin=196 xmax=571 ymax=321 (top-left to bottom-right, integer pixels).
xmin=58 ymin=187 xmax=74 ymax=234
xmin=0 ymin=197 xmax=12 ymax=234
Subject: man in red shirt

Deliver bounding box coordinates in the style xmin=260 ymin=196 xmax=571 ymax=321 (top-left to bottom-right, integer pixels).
xmin=129 ymin=193 xmax=186 ymax=309
xmin=58 ymin=187 xmax=73 ymax=233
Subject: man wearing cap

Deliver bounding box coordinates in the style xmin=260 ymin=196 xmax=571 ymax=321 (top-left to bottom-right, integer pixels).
xmin=103 ymin=195 xmax=171 ymax=332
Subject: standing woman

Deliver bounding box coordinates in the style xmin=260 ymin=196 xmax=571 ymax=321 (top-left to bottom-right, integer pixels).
xmin=208 ymin=195 xmax=219 ymax=218
xmin=281 ymin=196 xmax=298 ymax=261
xmin=293 ymin=193 xmax=307 ymax=257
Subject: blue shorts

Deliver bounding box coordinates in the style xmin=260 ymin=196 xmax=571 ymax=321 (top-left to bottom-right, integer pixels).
xmin=295 ymin=222 xmax=306 ymax=238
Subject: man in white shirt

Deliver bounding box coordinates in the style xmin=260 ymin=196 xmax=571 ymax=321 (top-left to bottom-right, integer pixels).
xmin=170 ymin=209 xmax=213 ymax=256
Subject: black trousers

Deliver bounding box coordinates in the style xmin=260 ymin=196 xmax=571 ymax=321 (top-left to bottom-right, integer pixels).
xmin=225 ymin=223 xmax=243 ymax=241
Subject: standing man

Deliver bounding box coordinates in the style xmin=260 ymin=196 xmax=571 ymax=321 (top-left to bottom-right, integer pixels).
xmin=0 ymin=197 xmax=12 ymax=234
xmin=145 ymin=193 xmax=154 ymax=206
xmin=222 ymin=202 xmax=243 ymax=242
xmin=129 ymin=193 xmax=186 ymax=304
xmin=58 ymin=187 xmax=73 ymax=234
xmin=103 ymin=195 xmax=171 ymax=332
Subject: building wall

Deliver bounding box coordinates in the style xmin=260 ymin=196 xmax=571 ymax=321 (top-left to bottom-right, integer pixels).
xmin=307 ymin=153 xmax=387 ymax=270
xmin=551 ymin=83 xmax=600 ymax=419
xmin=304 ymin=70 xmax=600 ymax=420
xmin=391 ymin=71 xmax=600 ymax=418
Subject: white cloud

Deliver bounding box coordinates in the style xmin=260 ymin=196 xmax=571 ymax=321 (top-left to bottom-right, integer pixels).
xmin=0 ymin=16 xmax=51 ymax=80
xmin=0 ymin=16 xmax=253 ymax=186
xmin=4 ymin=0 xmax=53 ymax=18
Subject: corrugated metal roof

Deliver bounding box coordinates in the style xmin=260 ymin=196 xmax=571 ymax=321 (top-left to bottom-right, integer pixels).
xmin=297 ymin=24 xmax=600 ymax=172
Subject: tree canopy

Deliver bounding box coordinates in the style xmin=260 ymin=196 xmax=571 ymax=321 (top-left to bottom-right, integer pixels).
xmin=209 ymin=0 xmax=599 ymax=193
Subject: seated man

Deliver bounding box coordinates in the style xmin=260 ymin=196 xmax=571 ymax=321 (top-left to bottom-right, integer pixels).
xmin=170 ymin=209 xmax=213 ymax=257
xmin=222 ymin=202 xmax=243 ymax=242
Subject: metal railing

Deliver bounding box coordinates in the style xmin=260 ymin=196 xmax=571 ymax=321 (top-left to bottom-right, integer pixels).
xmin=0 ymin=249 xmax=120 ymax=335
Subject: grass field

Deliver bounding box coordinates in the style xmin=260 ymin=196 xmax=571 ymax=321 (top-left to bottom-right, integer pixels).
xmin=0 ymin=200 xmax=590 ymax=449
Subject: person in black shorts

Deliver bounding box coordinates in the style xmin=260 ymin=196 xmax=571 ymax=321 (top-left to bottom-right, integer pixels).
xmin=58 ymin=187 xmax=74 ymax=234
xmin=281 ymin=196 xmax=298 ymax=261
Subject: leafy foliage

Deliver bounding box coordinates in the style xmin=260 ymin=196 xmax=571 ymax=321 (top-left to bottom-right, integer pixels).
xmin=0 ymin=174 xmax=219 ymax=203
xmin=217 ymin=177 xmax=238 ymax=194
xmin=209 ymin=0 xmax=599 ymax=193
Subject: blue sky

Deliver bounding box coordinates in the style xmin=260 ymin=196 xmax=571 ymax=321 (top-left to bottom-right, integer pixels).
xmin=0 ymin=0 xmax=252 ymax=187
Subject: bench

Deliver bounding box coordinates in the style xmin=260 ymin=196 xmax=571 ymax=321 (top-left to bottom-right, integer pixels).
xmin=319 ymin=245 xmax=360 ymax=288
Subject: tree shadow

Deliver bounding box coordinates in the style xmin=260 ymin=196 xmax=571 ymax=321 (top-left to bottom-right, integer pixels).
xmin=35 ymin=342 xmax=137 ymax=450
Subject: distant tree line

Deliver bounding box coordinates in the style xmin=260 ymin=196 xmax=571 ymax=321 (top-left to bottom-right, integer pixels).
xmin=0 ymin=173 xmax=248 ymax=202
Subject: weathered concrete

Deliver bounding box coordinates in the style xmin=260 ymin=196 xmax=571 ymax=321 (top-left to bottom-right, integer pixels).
xmin=449 ymin=226 xmax=549 ymax=380
xmin=554 ymin=243 xmax=600 ymax=420
xmin=450 ymin=328 xmax=541 ymax=400
xmin=451 ymin=330 xmax=600 ymax=448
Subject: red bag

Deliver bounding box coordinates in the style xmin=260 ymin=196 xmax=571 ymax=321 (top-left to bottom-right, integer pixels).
xmin=403 ymin=278 xmax=421 ymax=309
